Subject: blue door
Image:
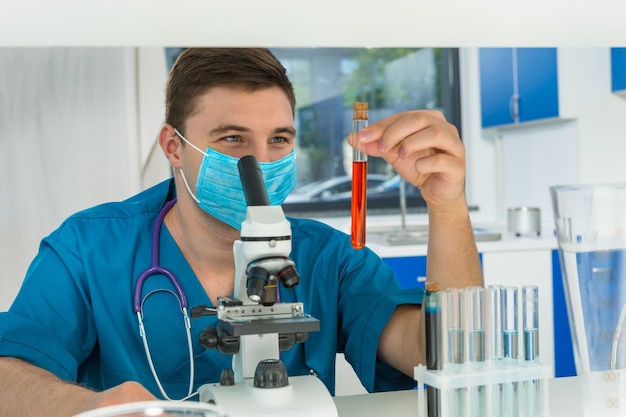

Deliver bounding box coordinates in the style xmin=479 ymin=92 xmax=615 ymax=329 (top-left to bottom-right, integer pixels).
xmin=479 ymin=48 xmax=515 ymax=127
xmin=517 ymin=48 xmax=559 ymax=123
xmin=611 ymin=48 xmax=626 ymax=92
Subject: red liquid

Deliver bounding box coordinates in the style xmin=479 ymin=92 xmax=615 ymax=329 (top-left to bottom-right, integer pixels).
xmin=351 ymin=161 xmax=367 ymax=249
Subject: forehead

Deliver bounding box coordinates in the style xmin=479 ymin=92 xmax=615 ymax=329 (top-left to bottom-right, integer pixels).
xmin=189 ymin=86 xmax=294 ymax=128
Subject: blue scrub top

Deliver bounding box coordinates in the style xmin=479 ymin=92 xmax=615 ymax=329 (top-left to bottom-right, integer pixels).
xmin=0 ymin=179 xmax=423 ymax=398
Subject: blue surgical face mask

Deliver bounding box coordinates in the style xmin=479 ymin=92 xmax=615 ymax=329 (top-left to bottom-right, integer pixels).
xmin=174 ymin=129 xmax=297 ymax=230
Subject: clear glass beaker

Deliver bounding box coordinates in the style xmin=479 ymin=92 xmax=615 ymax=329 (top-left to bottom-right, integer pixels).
xmin=551 ymin=184 xmax=626 ymax=416
xmin=71 ymin=401 xmax=228 ymax=417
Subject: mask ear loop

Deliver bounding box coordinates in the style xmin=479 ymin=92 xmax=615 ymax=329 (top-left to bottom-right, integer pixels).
xmin=173 ymin=128 xmax=206 ymax=206
xmin=137 ymin=289 xmax=197 ymax=400
xmin=174 ymin=128 xmax=207 ymax=155
xmin=178 ymin=168 xmax=200 ymax=204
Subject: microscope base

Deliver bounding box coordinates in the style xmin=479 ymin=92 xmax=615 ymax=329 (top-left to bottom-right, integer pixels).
xmin=198 ymin=375 xmax=338 ymax=417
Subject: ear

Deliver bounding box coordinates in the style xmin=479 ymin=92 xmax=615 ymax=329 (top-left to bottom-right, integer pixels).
xmin=159 ymin=124 xmax=182 ymax=169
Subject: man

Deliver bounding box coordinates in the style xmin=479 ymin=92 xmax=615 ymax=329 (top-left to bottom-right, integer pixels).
xmin=0 ymin=48 xmax=482 ymax=416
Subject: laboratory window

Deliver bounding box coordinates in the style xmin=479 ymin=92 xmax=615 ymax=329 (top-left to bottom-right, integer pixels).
xmin=165 ymin=47 xmax=462 ymax=218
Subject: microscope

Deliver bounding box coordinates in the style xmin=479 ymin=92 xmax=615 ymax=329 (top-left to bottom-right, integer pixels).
xmin=197 ymin=156 xmax=338 ymax=417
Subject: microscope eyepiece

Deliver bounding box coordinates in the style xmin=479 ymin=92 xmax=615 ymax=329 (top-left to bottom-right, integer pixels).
xmin=238 ymin=155 xmax=270 ymax=206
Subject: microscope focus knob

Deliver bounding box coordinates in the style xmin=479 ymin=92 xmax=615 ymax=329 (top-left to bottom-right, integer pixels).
xmin=199 ymin=327 xmax=218 ymax=349
xmin=253 ymin=359 xmax=289 ymax=388
xmin=219 ymin=368 xmax=235 ymax=386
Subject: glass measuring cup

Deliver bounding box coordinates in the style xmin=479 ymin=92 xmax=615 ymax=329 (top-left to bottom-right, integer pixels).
xmin=551 ymin=184 xmax=626 ymax=416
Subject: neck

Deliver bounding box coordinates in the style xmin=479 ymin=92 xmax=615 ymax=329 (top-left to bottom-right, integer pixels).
xmin=165 ymin=196 xmax=237 ymax=274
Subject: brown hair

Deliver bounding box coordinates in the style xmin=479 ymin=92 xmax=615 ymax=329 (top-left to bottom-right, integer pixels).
xmin=165 ymin=48 xmax=296 ymax=133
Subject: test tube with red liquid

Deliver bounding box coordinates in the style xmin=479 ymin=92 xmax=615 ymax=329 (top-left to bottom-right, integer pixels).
xmin=351 ymin=102 xmax=368 ymax=249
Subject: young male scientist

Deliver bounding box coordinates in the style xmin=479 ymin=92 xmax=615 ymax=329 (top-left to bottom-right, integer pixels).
xmin=0 ymin=48 xmax=483 ymax=416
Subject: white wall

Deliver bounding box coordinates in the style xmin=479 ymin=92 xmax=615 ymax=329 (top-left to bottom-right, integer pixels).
xmin=460 ymin=48 xmax=499 ymax=225
xmin=461 ymin=47 xmax=626 ymax=234
xmin=558 ymin=48 xmax=626 ymax=184
xmin=0 ymin=48 xmax=171 ymax=310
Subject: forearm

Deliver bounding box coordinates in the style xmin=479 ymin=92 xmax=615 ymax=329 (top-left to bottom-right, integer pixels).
xmin=0 ymin=357 xmax=93 ymax=417
xmin=377 ymin=304 xmax=423 ymax=376
xmin=0 ymin=357 xmax=156 ymax=416
xmin=378 ymin=195 xmax=483 ymax=377
xmin=426 ymin=194 xmax=483 ymax=290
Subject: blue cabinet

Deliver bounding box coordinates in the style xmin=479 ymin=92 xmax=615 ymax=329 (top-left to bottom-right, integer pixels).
xmin=479 ymin=48 xmax=559 ymax=128
xmin=382 ymin=255 xmax=427 ymax=290
xmin=611 ymin=47 xmax=626 ymax=93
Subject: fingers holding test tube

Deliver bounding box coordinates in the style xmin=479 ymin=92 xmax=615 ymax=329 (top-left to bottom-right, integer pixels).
xmin=348 ymin=110 xmax=466 ymax=210
xmin=347 ymin=109 xmax=482 ymax=293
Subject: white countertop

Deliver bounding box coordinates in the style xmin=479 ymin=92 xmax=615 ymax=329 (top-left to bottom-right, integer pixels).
xmin=369 ymin=235 xmax=557 ymax=258
xmin=365 ymin=231 xmax=557 ymax=258
xmin=312 ymin=213 xmax=558 ymax=258
xmin=333 ymin=376 xmax=584 ymax=417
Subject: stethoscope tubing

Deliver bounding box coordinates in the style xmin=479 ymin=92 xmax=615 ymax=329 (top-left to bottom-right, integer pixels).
xmin=133 ymin=198 xmax=195 ymax=401
xmin=133 ymin=198 xmax=188 ymax=313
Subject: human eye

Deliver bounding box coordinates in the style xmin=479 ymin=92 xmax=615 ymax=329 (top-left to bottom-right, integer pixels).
xmin=222 ymin=135 xmax=242 ymax=143
xmin=270 ymin=136 xmax=287 ymax=144
xmin=270 ymin=135 xmax=294 ymax=146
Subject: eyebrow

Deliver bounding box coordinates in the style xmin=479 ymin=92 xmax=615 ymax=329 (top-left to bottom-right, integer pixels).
xmin=209 ymin=124 xmax=296 ymax=137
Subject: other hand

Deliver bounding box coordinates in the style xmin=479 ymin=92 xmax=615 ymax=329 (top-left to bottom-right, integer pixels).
xmin=73 ymin=381 xmax=158 ymax=415
xmin=350 ymin=110 xmax=466 ymax=212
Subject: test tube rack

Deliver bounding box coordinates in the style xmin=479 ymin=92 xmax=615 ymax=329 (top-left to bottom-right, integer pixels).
xmin=417 ymin=284 xmax=550 ymax=417
xmin=414 ymin=361 xmax=551 ymax=417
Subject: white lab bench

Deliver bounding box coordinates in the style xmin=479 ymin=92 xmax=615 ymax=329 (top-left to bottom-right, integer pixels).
xmin=333 ymin=376 xmax=583 ymax=417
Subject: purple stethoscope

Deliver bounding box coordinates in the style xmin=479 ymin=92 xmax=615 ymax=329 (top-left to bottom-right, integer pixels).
xmin=133 ymin=198 xmax=197 ymax=401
